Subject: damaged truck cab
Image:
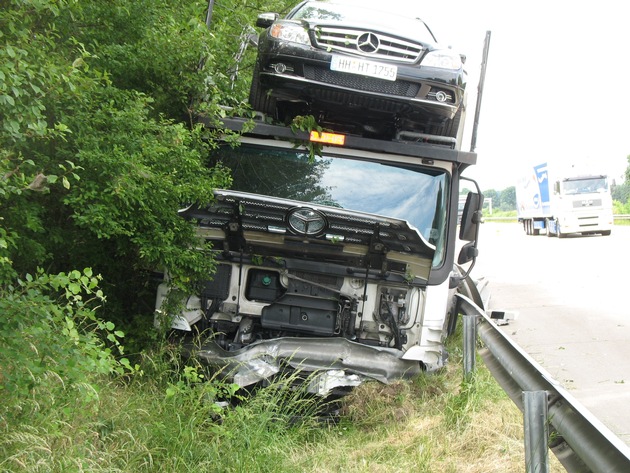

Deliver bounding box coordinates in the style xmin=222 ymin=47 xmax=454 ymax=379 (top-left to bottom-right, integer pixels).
xmin=155 ymin=119 xmax=482 ymax=395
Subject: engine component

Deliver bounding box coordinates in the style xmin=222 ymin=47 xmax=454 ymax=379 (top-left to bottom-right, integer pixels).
xmin=262 ymin=294 xmax=338 ymax=335
xmin=377 ymin=287 xmax=409 ymax=325
xmin=246 ymin=269 xmax=284 ymax=301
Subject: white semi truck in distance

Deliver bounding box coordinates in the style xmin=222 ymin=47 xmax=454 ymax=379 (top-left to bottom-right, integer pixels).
xmin=516 ymin=162 xmax=614 ymax=238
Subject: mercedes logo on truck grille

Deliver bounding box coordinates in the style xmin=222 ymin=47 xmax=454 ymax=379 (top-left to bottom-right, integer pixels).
xmin=357 ymin=32 xmax=379 ymax=53
xmin=287 ymin=208 xmax=327 ymax=236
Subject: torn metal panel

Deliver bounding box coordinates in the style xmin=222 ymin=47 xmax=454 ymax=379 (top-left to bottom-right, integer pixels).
xmin=194 ymin=337 xmax=422 ymax=389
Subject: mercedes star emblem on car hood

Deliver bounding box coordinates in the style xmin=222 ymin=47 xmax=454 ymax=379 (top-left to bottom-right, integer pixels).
xmin=357 ymin=32 xmax=379 ymax=53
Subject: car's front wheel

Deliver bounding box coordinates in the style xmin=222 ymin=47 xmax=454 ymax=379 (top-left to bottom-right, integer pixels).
xmin=249 ymin=62 xmax=277 ymax=118
xmin=444 ymin=107 xmax=463 ymax=138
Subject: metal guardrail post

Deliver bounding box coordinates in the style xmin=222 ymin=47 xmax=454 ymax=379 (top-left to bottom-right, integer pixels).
xmin=463 ymin=314 xmax=476 ymax=379
xmin=524 ymin=391 xmax=550 ymax=473
xmin=455 ymin=293 xmax=630 ymax=472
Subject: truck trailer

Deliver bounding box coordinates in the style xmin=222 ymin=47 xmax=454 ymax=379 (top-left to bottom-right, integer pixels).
xmin=516 ymin=162 xmax=613 ymax=237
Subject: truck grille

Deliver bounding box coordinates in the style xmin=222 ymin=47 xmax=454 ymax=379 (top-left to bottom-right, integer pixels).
xmin=182 ymin=190 xmax=430 ymax=257
xmin=303 ymin=65 xmax=419 ymax=97
xmin=573 ymin=199 xmax=602 ymax=208
xmin=314 ymin=27 xmax=423 ymax=63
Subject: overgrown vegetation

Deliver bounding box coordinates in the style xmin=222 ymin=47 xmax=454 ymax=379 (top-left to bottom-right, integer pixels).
xmin=612 ymin=160 xmax=630 ymax=213
xmin=1 ymin=315 xmax=564 ymax=472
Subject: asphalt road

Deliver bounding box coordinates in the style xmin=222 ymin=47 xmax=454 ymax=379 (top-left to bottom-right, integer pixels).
xmin=471 ymin=222 xmax=630 ymax=445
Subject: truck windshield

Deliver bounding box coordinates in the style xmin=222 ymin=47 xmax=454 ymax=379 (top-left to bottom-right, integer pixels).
xmin=210 ymin=143 xmax=450 ymax=266
xmin=562 ymin=177 xmax=608 ymax=195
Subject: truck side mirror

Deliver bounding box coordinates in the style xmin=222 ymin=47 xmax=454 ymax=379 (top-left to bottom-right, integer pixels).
xmin=458 ymin=241 xmax=479 ymax=265
xmin=459 ymin=191 xmax=483 ymax=242
xmin=451 ymin=181 xmax=483 ymax=288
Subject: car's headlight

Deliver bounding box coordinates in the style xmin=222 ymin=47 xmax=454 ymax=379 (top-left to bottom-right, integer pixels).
xmin=270 ymin=21 xmax=310 ymax=45
xmin=422 ymin=50 xmax=462 ymax=70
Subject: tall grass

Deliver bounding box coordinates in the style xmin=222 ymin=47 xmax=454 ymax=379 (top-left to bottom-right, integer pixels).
xmin=1 ymin=319 xmax=564 ymax=473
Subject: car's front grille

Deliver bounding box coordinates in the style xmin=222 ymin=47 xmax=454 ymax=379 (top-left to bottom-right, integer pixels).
xmin=314 ymin=27 xmax=423 ymax=63
xmin=313 ymin=89 xmax=407 ymax=113
xmin=303 ymin=65 xmax=419 ymax=97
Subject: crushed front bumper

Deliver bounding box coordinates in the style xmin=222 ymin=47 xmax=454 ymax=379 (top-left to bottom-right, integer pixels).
xmin=192 ymin=337 xmax=423 ymax=395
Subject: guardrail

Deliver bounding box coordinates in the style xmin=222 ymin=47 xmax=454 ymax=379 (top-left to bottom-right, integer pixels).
xmin=456 ymin=293 xmax=630 ymax=473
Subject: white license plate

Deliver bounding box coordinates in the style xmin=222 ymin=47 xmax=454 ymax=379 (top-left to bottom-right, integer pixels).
xmin=330 ymin=55 xmax=397 ymax=81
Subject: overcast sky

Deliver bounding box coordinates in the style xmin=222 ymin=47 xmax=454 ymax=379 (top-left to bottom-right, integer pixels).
xmin=409 ymin=0 xmax=630 ymax=190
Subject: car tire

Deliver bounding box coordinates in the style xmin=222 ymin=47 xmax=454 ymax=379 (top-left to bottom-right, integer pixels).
xmin=445 ymin=107 xmax=463 ymax=138
xmin=249 ymin=62 xmax=277 ymax=118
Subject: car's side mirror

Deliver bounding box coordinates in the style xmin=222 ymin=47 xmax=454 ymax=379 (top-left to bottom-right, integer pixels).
xmin=256 ymin=13 xmax=279 ymax=28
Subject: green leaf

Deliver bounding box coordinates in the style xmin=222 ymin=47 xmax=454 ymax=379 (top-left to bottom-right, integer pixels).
xmin=68 ymin=282 xmax=81 ymax=294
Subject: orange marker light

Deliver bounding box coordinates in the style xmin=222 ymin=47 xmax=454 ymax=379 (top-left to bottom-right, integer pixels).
xmin=309 ymin=131 xmax=346 ymax=146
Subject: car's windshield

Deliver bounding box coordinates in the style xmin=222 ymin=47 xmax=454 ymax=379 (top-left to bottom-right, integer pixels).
xmin=562 ymin=177 xmax=608 ymax=195
xmin=210 ymin=143 xmax=449 ymax=266
xmin=290 ymin=1 xmax=436 ymax=43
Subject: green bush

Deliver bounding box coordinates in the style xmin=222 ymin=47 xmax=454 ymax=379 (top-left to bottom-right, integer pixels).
xmin=613 ymin=199 xmax=630 ymax=215
xmin=0 ymin=269 xmax=136 ymax=418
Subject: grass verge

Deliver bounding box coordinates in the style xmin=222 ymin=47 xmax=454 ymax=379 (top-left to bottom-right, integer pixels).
xmin=1 ymin=328 xmax=565 ymax=472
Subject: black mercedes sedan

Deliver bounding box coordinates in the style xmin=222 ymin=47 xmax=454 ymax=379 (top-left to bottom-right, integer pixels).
xmin=249 ymin=0 xmax=467 ymax=141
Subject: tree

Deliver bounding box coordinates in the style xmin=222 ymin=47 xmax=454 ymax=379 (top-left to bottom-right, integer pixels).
xmin=611 ymin=180 xmax=630 ymax=205
xmin=482 ymin=189 xmax=500 ymax=210
xmin=0 ymin=0 xmax=249 ymax=324
xmin=499 ymin=186 xmax=516 ymax=211
xmin=204 ymin=0 xmax=299 ymax=105
xmin=480 ymin=186 xmax=517 ymax=212
xmin=611 ymin=154 xmax=630 ymax=213
xmin=1 ymin=0 xmax=317 ymax=324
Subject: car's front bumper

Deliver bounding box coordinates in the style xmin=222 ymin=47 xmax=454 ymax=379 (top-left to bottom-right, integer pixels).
xmin=257 ymin=38 xmax=465 ymax=120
